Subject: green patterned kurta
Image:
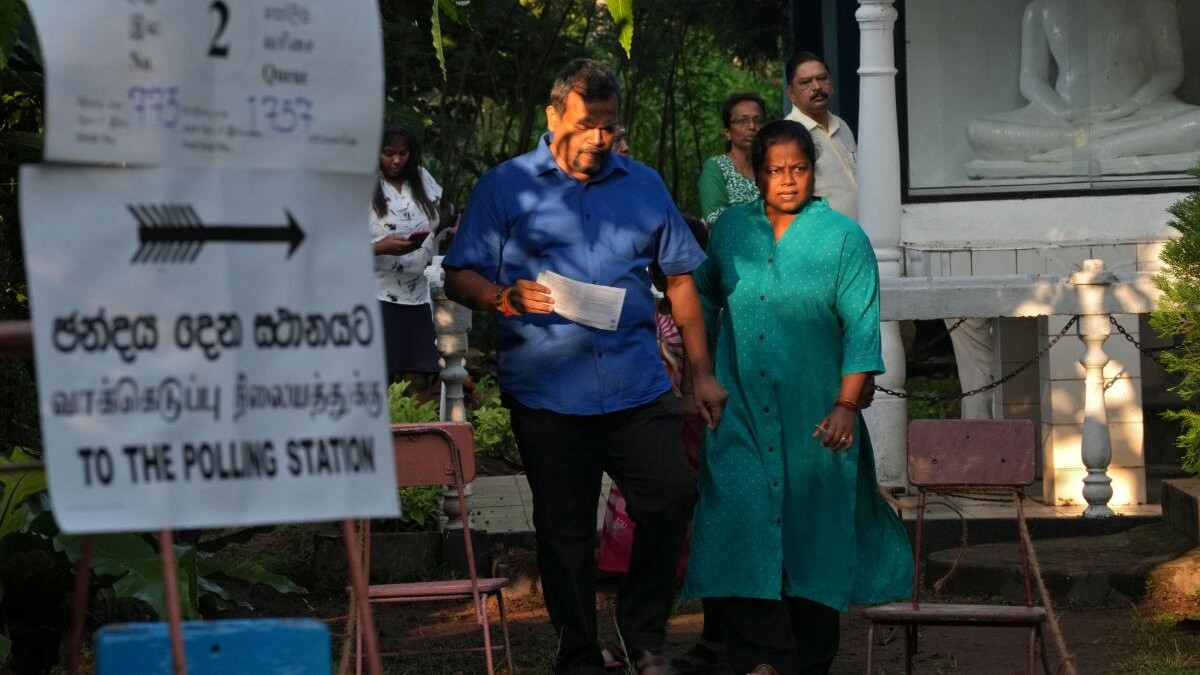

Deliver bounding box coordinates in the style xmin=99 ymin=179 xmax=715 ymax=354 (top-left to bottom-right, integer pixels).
xmin=697 ymin=154 xmax=760 ymax=225
xmin=683 ymin=198 xmax=913 ymax=612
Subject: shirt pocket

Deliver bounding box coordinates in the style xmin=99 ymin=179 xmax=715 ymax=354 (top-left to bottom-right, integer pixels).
xmin=593 ymin=203 xmax=659 ymax=265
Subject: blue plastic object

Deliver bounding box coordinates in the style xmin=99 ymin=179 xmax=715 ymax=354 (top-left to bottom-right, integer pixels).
xmin=97 ymin=619 xmax=331 ymax=675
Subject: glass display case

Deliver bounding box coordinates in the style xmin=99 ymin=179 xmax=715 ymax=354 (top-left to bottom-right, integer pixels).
xmin=904 ymin=0 xmax=1200 ymax=196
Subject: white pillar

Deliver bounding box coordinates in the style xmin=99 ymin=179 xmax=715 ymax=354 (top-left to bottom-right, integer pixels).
xmin=856 ymin=0 xmax=907 ymax=487
xmin=428 ymin=257 xmax=474 ymax=528
xmin=1070 ymin=259 xmax=1116 ymax=518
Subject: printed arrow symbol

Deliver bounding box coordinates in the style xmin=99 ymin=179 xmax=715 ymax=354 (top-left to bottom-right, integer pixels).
xmin=128 ymin=203 xmax=306 ymax=263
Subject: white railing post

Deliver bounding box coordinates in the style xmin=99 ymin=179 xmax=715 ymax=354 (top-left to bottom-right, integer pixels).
xmin=856 ymin=0 xmax=908 ymax=487
xmin=1070 ymin=259 xmax=1115 ymax=518
xmin=428 ymin=257 xmax=474 ymax=528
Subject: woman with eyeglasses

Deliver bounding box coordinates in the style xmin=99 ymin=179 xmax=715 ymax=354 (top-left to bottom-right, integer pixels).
xmin=674 ymin=90 xmax=768 ymax=673
xmin=697 ymin=93 xmax=767 ymax=225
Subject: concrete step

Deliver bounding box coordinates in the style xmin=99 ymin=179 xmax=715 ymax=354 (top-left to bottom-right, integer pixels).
xmin=1161 ymin=478 xmax=1200 ymax=543
xmin=904 ymin=510 xmax=1159 ymax=557
xmin=924 ymin=522 xmax=1194 ymax=607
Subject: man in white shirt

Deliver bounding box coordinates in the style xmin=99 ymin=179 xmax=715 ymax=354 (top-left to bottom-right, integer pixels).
xmin=786 ymin=53 xmax=996 ymax=418
xmin=783 ymin=51 xmax=858 ymax=220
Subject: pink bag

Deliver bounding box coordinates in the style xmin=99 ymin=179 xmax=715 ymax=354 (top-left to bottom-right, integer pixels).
xmin=597 ymin=485 xmax=635 ymax=574
xmin=597 ymin=415 xmax=704 ymax=579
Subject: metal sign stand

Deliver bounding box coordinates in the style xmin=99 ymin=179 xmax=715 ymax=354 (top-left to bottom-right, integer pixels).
xmin=0 ymin=320 xmax=385 ymax=675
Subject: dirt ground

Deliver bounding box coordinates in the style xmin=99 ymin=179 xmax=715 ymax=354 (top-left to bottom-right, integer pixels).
xmin=131 ymin=522 xmax=1195 ymax=675
xmin=225 ymin=572 xmax=1200 ymax=675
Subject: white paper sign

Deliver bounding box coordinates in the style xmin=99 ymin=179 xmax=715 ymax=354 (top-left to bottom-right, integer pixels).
xmin=27 ymin=0 xmax=383 ymax=173
xmin=536 ymin=271 xmax=627 ymax=331
xmin=20 ymin=165 xmax=399 ymax=534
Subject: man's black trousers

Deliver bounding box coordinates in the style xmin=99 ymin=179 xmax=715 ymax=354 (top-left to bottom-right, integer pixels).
xmin=505 ymin=392 xmax=695 ymax=675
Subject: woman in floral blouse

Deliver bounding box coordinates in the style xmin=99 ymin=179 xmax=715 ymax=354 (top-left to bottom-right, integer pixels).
xmin=697 ymin=93 xmax=766 ymax=225
xmin=371 ymin=125 xmax=442 ymax=395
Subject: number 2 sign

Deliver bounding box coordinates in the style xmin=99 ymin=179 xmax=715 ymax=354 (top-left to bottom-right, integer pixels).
xmin=208 ymin=1 xmax=232 ymax=57
xmin=27 ymin=0 xmax=383 ymax=173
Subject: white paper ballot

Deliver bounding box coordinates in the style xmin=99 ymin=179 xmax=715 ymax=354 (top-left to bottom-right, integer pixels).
xmin=536 ymin=271 xmax=626 ymax=331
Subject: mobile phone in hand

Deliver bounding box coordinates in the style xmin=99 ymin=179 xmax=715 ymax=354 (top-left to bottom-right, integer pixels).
xmin=408 ymin=230 xmax=430 ymax=244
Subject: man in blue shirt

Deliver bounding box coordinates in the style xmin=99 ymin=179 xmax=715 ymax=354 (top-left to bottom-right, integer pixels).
xmin=444 ymin=59 xmax=726 ymax=675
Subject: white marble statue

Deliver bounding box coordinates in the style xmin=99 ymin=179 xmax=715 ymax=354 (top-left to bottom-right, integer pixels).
xmin=966 ymin=0 xmax=1200 ymax=178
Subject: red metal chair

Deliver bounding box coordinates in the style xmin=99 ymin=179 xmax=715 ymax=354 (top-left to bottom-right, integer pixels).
xmin=862 ymin=419 xmax=1053 ymax=674
xmin=353 ymin=422 xmax=513 ymax=675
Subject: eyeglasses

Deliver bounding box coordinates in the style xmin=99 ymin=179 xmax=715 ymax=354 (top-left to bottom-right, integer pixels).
xmin=730 ymin=116 xmax=766 ymax=128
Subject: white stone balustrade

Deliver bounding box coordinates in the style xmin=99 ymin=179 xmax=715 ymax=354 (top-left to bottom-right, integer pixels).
xmin=428 ymin=257 xmax=474 ymax=529
xmin=1070 ymin=260 xmax=1117 ymax=518
xmin=876 ymin=263 xmax=1159 ymax=514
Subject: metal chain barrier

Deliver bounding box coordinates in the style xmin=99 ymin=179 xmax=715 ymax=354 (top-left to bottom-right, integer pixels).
xmin=944 ymin=317 xmax=968 ymax=334
xmin=923 ymin=317 xmax=969 ymax=349
xmin=1108 ymin=315 xmax=1177 ymax=367
xmin=876 ymin=315 xmax=1079 ymax=402
xmin=905 ymin=318 xmax=972 ymax=364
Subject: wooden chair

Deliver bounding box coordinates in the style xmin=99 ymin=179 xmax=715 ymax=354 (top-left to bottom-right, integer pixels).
xmin=353 ymin=422 xmax=513 ymax=675
xmin=862 ymin=419 xmax=1053 ymax=674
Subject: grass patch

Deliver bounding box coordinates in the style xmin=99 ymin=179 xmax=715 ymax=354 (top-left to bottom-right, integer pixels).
xmin=1114 ymin=611 xmax=1200 ymax=674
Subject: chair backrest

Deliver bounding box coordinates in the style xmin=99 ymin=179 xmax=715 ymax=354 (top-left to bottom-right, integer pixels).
xmin=391 ymin=422 xmax=476 ymax=488
xmin=907 ymin=419 xmax=1035 ymax=488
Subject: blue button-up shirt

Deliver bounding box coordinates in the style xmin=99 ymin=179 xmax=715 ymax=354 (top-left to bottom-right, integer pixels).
xmin=444 ymin=134 xmax=706 ymax=415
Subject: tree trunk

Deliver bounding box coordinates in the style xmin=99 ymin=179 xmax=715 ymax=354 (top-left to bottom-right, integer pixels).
xmin=515 ymin=0 xmax=580 ymax=153
xmin=655 ymin=22 xmax=686 ymax=172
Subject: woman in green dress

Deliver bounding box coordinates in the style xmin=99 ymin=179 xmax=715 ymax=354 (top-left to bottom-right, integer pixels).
xmin=697 ymin=93 xmax=766 ymax=225
xmin=684 ymin=121 xmax=912 ymax=675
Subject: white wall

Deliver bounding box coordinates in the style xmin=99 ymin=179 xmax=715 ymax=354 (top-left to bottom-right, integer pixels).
xmin=901 ymin=192 xmax=1185 ymax=251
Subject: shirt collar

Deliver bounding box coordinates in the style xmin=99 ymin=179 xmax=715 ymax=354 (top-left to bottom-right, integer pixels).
xmin=787 ymin=108 xmax=840 ymax=135
xmin=533 ymin=132 xmax=629 ymax=182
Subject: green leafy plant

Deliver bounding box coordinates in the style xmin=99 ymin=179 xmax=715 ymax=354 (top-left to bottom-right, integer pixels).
xmin=0 ymin=446 xmax=45 ymax=665
xmin=195 ymin=554 xmax=306 ymax=613
xmin=606 ymin=0 xmax=634 ymax=58
xmin=50 ymin=521 xmax=307 ymax=621
xmin=388 ymin=381 xmax=444 ymax=530
xmin=471 ymin=376 xmax=520 ymax=467
xmin=1150 ymin=168 xmax=1200 ymax=475
xmin=388 ymin=380 xmax=439 ymax=424
xmin=0 ymin=449 xmax=307 ymax=671
xmin=398 ymin=486 xmax=443 ymax=530
xmin=905 ymin=374 xmax=963 ymax=422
